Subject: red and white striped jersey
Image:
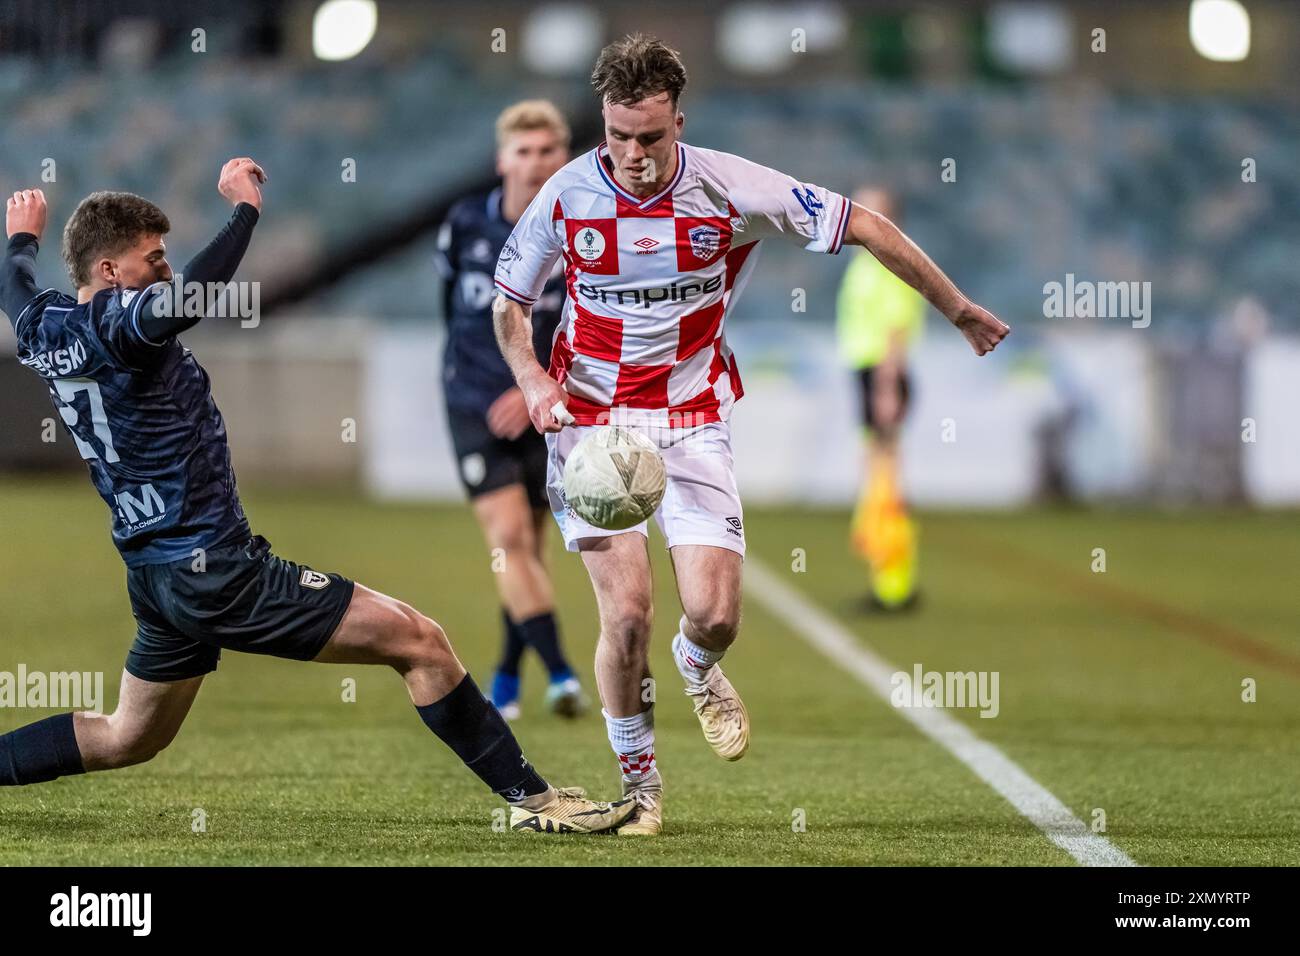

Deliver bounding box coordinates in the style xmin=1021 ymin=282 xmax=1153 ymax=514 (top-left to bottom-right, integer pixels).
xmin=494 ymin=141 xmax=851 ymax=427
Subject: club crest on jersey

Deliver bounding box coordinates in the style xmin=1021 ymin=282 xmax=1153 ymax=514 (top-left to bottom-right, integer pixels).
xmin=299 ymin=569 xmax=330 ymax=590
xmin=688 ymin=225 xmax=720 ymax=260
xmin=574 ymin=226 xmax=606 ymax=261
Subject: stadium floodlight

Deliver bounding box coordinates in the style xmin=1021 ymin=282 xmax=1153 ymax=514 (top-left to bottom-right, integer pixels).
xmin=718 ymin=3 xmax=847 ymax=74
xmin=1189 ymin=0 xmax=1250 ymax=62
xmin=522 ymin=4 xmax=604 ymax=76
xmin=987 ymin=2 xmax=1074 ymax=74
xmin=313 ymin=0 xmax=378 ymax=61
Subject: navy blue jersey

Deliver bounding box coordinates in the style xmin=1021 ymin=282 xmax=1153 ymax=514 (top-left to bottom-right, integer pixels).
xmin=11 ymin=282 xmax=250 ymax=567
xmin=435 ymin=187 xmax=564 ymax=414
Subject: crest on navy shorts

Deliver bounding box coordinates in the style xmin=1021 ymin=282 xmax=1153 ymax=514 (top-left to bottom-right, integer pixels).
xmin=688 ymin=225 xmax=720 ymax=260
xmin=299 ymin=569 xmax=330 ymax=590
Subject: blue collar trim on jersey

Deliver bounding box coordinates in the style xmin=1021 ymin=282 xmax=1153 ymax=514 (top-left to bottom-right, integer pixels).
xmin=594 ymin=141 xmax=685 ymax=211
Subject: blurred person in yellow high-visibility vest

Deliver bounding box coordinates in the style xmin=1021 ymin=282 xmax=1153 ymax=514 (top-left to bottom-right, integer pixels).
xmin=836 ymin=187 xmax=925 ymax=609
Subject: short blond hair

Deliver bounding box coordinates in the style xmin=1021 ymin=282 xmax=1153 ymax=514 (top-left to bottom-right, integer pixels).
xmin=495 ymin=100 xmax=571 ymax=149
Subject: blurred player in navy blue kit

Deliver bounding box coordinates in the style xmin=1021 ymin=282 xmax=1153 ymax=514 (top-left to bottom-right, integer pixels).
xmin=0 ymin=162 xmax=632 ymax=834
xmin=436 ymin=101 xmax=587 ymax=720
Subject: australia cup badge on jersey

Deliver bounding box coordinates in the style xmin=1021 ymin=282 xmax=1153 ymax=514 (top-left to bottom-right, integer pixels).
xmin=688 ymin=225 xmax=720 ymax=261
xmin=564 ymin=219 xmax=619 ymax=274
xmin=575 ymin=226 xmax=606 ymax=261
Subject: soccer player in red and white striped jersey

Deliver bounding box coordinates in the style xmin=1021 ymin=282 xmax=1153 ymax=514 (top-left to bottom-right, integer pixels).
xmin=494 ymin=35 xmax=1009 ymax=835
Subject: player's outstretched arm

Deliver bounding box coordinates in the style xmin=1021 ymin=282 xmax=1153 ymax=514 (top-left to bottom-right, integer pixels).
xmin=843 ymin=202 xmax=1009 ymax=356
xmin=136 ymin=158 xmax=266 ymax=341
xmin=181 ymin=156 xmax=264 ymax=285
xmin=492 ymin=293 xmax=570 ymax=433
xmin=2 ymin=189 xmax=47 ymax=327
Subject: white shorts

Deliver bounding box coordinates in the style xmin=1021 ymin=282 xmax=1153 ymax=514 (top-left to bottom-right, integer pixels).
xmin=545 ymin=421 xmax=746 ymax=557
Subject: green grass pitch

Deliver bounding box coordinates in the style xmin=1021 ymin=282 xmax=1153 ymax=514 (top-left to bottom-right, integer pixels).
xmin=2 ymin=477 xmax=1297 ymax=865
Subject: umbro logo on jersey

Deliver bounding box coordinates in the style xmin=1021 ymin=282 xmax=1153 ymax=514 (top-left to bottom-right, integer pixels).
xmin=299 ymin=569 xmax=330 ymax=590
xmin=634 ymin=236 xmax=660 ymax=254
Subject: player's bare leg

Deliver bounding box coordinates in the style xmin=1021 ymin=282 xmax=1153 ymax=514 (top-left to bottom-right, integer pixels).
xmin=72 ymin=671 xmax=205 ymax=771
xmin=669 ymin=544 xmax=749 ymax=761
xmin=527 ymin=505 xmax=587 ymax=715
xmin=0 ymin=669 xmax=203 ymax=787
xmin=579 ymin=532 xmax=662 ymax=834
xmin=313 ymin=583 xmax=630 ymax=833
xmin=474 ymin=486 xmax=553 ymax=623
xmin=470 ymin=486 xmax=585 ymax=718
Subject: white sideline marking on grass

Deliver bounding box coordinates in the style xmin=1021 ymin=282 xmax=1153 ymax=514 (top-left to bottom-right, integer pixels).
xmin=744 ymin=559 xmax=1136 ymax=867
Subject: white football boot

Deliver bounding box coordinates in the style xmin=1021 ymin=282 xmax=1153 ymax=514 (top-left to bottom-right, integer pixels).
xmin=617 ymin=770 xmax=664 ymax=836
xmin=677 ymin=642 xmax=750 ymax=761
xmin=509 ymin=787 xmax=634 ymax=834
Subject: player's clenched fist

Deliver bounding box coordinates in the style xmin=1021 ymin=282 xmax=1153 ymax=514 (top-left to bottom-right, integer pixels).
xmin=6 ymin=188 xmax=47 ymax=240
xmin=519 ymin=368 xmax=573 ymax=434
xmin=217 ymin=157 xmax=267 ymax=211
xmin=953 ymin=301 xmax=1010 ymax=357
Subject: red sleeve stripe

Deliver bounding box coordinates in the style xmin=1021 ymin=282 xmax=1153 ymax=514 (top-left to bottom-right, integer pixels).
xmin=494 ymin=278 xmax=537 ymax=305
xmin=830 ymin=195 xmax=852 ymax=255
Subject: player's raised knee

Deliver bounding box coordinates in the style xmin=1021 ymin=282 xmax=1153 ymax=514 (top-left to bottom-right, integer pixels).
xmin=685 ymin=603 xmax=740 ymax=648
xmin=105 ymin=721 xmax=175 ymax=770
xmin=398 ymin=605 xmax=456 ymax=671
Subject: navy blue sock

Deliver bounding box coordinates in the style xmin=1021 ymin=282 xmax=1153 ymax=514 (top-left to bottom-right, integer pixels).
xmin=415 ymin=673 xmax=549 ymax=802
xmin=497 ymin=608 xmax=526 ymax=678
xmin=0 ymin=713 xmax=86 ymax=786
xmin=516 ymin=612 xmax=572 ymax=681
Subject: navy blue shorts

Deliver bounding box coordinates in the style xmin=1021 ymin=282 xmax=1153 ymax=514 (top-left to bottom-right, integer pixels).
xmin=125 ymin=535 xmax=355 ymax=683
xmin=446 ymin=406 xmax=548 ymax=509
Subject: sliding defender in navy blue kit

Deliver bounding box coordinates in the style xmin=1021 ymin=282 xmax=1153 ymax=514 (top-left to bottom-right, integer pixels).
xmin=0 ymin=161 xmax=631 ymax=834
xmin=436 ymin=101 xmax=587 ymax=721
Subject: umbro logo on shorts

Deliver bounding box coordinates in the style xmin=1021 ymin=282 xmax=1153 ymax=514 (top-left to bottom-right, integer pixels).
xmin=299 ymin=569 xmax=330 ymax=590
xmin=725 ymin=516 xmax=744 ymax=537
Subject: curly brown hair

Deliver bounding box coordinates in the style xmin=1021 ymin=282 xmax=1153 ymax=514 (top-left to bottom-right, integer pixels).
xmin=62 ymin=190 xmax=170 ymax=288
xmin=591 ymin=34 xmax=688 ymax=108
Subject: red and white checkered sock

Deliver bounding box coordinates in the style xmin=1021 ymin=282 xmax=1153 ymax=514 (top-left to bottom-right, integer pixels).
xmin=672 ymin=628 xmax=723 ymax=689
xmin=604 ymin=707 xmax=656 ymax=782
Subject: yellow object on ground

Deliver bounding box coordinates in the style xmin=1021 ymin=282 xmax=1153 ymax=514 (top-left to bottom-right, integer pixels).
xmin=851 ymin=459 xmax=918 ymax=607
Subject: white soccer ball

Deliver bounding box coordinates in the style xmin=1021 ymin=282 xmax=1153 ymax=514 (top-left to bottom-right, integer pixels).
xmin=563 ymin=426 xmax=667 ymax=530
